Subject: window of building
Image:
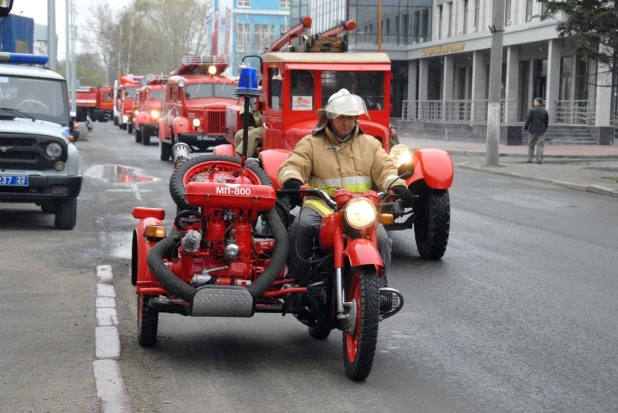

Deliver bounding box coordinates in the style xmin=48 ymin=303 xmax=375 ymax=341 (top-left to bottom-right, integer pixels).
xmin=421 ymin=9 xmax=429 ymax=41
xmin=414 ymin=11 xmax=420 ymax=38
xmin=505 ymin=0 xmax=512 ymax=25
xmin=280 ymin=0 xmax=290 ymax=8
xmin=448 ymin=2 xmax=452 ymax=38
xmin=541 ymin=0 xmax=547 ymax=14
xmin=526 ymin=0 xmax=533 ymax=21
xmin=474 ymin=0 xmax=480 ymax=30
xmin=463 ymin=0 xmax=468 ymax=34
xmin=237 ymin=23 xmax=250 ymax=53
xmin=280 ymin=24 xmax=289 ymax=35
xmin=559 ymin=56 xmax=573 ymax=100
xmin=403 ymin=14 xmax=409 ymax=44
xmin=255 ymin=24 xmax=275 ymax=52
xmin=238 ymin=0 xmax=250 ymax=7
xmin=395 ymin=16 xmax=400 ymax=45
xmin=439 ymin=5 xmax=443 ymax=39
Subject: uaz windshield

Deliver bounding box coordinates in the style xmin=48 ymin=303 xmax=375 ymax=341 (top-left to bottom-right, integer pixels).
xmin=0 ymin=75 xmax=69 ymax=124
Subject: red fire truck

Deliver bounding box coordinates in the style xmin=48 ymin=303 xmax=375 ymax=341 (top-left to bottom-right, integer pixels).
xmin=157 ymin=55 xmax=238 ymax=161
xmin=72 ymin=86 xmax=97 ymax=122
xmin=93 ymin=86 xmax=113 ymax=122
xmin=114 ymin=74 xmax=144 ymax=133
xmin=134 ymin=74 xmax=168 ymax=146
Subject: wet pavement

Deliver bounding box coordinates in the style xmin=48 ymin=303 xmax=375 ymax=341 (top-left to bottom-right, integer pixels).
xmin=399 ymin=135 xmax=618 ymax=198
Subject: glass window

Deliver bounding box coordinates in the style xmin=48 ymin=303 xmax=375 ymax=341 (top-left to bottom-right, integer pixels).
xmin=505 ymin=0 xmax=511 ymax=24
xmin=269 ymin=68 xmax=281 ymax=110
xmin=526 ymin=0 xmax=533 ymax=21
xmin=149 ymin=90 xmax=163 ymax=100
xmin=290 ymin=70 xmax=314 ymax=111
xmin=238 ymin=0 xmax=250 ymax=7
xmin=0 ymin=76 xmax=67 ymax=122
xmin=448 ymin=2 xmax=452 ymax=37
xmin=237 ymin=23 xmax=250 ymax=54
xmin=255 ymin=24 xmax=275 ymax=52
xmin=124 ymin=87 xmax=138 ymax=99
xmin=321 ymin=71 xmax=385 ymax=111
xmin=463 ymin=0 xmax=468 ymax=34
xmin=474 ymin=0 xmax=480 ymax=28
xmin=439 ymin=5 xmax=443 ymax=39
xmin=280 ymin=0 xmax=290 ymax=7
xmin=184 ymin=83 xmax=237 ymax=100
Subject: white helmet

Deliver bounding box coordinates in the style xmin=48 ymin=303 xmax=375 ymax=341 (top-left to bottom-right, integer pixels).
xmin=316 ymin=88 xmax=368 ymax=119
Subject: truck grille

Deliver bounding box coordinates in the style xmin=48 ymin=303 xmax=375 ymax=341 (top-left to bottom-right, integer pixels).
xmin=0 ymin=133 xmax=67 ymax=170
xmin=206 ymin=110 xmax=226 ymax=134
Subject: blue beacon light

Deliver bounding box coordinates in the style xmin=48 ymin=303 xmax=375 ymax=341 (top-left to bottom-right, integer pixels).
xmin=235 ymin=67 xmax=260 ymax=97
xmin=0 ymin=53 xmax=49 ymax=65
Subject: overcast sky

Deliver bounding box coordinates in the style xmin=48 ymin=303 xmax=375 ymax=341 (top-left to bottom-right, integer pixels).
xmin=18 ymin=0 xmax=131 ymax=58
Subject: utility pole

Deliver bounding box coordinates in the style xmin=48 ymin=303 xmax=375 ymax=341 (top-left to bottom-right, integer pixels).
xmin=377 ymin=0 xmax=382 ymax=52
xmin=485 ymin=0 xmax=505 ymax=166
xmin=47 ymin=0 xmax=57 ymax=70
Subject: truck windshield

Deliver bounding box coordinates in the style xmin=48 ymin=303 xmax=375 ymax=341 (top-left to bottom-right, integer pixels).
xmin=321 ymin=71 xmax=385 ymax=111
xmin=0 ymin=75 xmax=69 ymax=124
xmin=124 ymin=87 xmax=138 ymax=99
xmin=149 ymin=90 xmax=163 ymax=100
xmin=185 ymin=83 xmax=237 ymax=100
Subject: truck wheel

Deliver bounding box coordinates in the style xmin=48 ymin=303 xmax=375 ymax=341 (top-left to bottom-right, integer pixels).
xmin=142 ymin=133 xmax=151 ymax=146
xmin=54 ymin=197 xmax=77 ymax=229
xmin=120 ymin=123 xmax=126 ymax=130
xmin=159 ymin=141 xmax=172 ymax=161
xmin=169 ymin=155 xmax=271 ymax=211
xmin=135 ymin=128 xmax=142 ymax=143
xmin=128 ymin=123 xmax=134 ymax=134
xmin=113 ymin=116 xmax=118 ymax=126
xmin=414 ymin=189 xmax=450 ymax=260
xmin=137 ymin=295 xmax=158 ymax=347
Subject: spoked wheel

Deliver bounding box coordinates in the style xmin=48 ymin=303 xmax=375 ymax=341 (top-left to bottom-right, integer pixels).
xmin=137 ymin=295 xmax=158 ymax=347
xmin=169 ymin=155 xmax=271 ymax=211
xmin=343 ymin=265 xmax=380 ymax=381
xmin=414 ymin=188 xmax=450 ymax=260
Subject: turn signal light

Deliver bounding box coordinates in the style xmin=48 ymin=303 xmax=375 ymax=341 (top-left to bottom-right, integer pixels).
xmin=143 ymin=225 xmax=167 ymax=240
xmin=377 ymin=214 xmax=394 ymax=225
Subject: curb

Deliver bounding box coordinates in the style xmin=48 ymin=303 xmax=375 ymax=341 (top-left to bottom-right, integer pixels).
xmin=94 ymin=265 xmax=132 ymax=413
xmin=458 ymin=163 xmax=618 ymax=198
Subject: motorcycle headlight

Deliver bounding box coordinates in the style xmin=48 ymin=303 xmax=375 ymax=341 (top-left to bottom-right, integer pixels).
xmin=46 ymin=142 xmax=63 ymax=159
xmin=150 ymin=110 xmax=159 ymax=119
xmin=192 ymin=118 xmax=201 ymax=127
xmin=344 ymin=197 xmax=377 ymax=230
xmin=390 ymin=144 xmax=411 ymax=167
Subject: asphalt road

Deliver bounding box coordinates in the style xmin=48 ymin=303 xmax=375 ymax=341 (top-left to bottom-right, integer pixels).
xmin=1 ymin=122 xmax=617 ymax=413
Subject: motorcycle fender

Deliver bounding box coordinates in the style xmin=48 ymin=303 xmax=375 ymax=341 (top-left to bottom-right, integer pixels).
xmin=344 ymin=238 xmax=383 ymax=270
xmin=213 ymin=144 xmax=236 ymax=157
xmin=134 ymin=217 xmax=164 ymax=287
xmin=172 ymin=117 xmax=192 ymax=134
xmin=407 ymin=148 xmax=454 ymax=190
xmin=259 ymin=149 xmax=291 ymax=190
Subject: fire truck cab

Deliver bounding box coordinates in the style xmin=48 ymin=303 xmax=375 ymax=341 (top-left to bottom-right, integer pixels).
xmin=157 ymin=55 xmax=238 ymax=161
xmin=134 ymin=74 xmax=167 ymax=146
xmin=115 ymin=74 xmax=144 ymax=133
xmin=94 ymin=86 xmax=113 ymax=122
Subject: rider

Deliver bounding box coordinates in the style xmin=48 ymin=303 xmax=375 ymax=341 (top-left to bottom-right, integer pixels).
xmin=277 ymin=88 xmax=413 ymax=284
xmin=234 ymin=100 xmax=263 ymax=158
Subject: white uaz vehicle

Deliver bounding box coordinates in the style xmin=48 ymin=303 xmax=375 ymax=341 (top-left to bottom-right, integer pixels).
xmin=0 ymin=53 xmax=82 ymax=229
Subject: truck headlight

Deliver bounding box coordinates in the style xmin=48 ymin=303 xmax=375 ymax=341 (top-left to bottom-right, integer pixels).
xmin=192 ymin=118 xmax=201 ymax=127
xmin=46 ymin=142 xmax=62 ymax=159
xmin=344 ymin=197 xmax=377 ymax=230
xmin=150 ymin=110 xmax=159 ymax=119
xmin=390 ymin=144 xmax=411 ymax=167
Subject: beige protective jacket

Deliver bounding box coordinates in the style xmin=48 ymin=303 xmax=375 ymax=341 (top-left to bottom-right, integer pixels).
xmin=277 ymin=125 xmax=405 ymax=216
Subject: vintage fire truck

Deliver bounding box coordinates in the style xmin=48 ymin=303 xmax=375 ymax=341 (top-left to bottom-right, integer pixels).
xmin=133 ymin=74 xmax=168 ymax=146
xmin=157 ymin=55 xmax=238 ymax=161
xmin=114 ymin=74 xmax=144 ymax=132
xmin=71 ymin=86 xmax=97 ymax=122
xmin=93 ymin=86 xmax=113 ymax=122
xmin=213 ymin=17 xmax=454 ymax=260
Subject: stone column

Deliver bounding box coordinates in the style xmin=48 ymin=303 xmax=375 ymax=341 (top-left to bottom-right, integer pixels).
xmin=595 ymin=59 xmax=612 ymax=127
xmin=418 ymin=59 xmax=429 ymax=120
xmin=505 ymin=46 xmax=520 ymax=124
xmin=471 ymin=50 xmax=486 ymax=123
xmin=546 ymin=39 xmax=562 ymax=122
xmin=442 ymin=54 xmax=455 ymax=120
xmin=407 ymin=61 xmax=418 ymax=120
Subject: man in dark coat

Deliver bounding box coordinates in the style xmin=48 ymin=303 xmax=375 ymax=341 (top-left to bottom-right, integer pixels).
xmin=523 ymin=97 xmax=549 ymax=164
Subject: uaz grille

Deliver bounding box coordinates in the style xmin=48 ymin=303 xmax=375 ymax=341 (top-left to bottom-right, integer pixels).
xmin=0 ymin=133 xmax=66 ymax=170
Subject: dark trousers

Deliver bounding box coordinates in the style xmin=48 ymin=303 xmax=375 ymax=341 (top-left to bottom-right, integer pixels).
xmin=528 ymin=133 xmax=546 ymax=162
xmin=287 ymin=207 xmax=392 ymax=284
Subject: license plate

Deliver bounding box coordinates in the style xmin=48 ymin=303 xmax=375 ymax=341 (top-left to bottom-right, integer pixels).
xmin=0 ymin=175 xmax=29 ymax=186
xmin=196 ymin=135 xmax=219 ymax=141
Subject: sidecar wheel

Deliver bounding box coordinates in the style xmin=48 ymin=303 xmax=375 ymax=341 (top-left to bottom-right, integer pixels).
xmin=343 ymin=266 xmax=379 ymax=381
xmin=137 ymin=295 xmax=158 ymax=347
xmin=414 ymin=189 xmax=450 ymax=260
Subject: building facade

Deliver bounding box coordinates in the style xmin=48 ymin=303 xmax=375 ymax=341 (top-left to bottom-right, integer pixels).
xmin=207 ymin=0 xmax=291 ymax=75
xmin=291 ymin=0 xmax=616 ymax=143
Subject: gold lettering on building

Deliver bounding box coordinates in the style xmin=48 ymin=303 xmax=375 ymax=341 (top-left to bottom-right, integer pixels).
xmin=422 ymin=43 xmax=465 ymax=56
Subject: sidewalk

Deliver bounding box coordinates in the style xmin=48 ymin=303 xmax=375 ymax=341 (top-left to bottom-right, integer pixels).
xmin=398 ymin=135 xmax=618 ymax=198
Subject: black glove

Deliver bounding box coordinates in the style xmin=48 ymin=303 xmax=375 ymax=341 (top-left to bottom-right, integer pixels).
xmin=283 ymin=179 xmax=303 ymax=208
xmin=391 ymin=185 xmax=413 ymax=206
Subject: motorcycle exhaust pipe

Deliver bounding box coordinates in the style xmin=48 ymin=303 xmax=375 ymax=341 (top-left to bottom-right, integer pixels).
xmin=172 ymin=142 xmax=191 ymax=170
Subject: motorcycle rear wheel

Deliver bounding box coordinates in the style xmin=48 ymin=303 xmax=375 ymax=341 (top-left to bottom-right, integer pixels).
xmin=343 ymin=265 xmax=379 ymax=381
xmin=137 ymin=295 xmax=158 ymax=347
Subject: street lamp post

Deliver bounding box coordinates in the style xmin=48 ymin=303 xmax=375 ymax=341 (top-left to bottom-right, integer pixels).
xmin=485 ymin=0 xmax=506 ymax=166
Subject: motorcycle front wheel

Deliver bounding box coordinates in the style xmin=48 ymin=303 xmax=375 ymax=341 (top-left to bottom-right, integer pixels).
xmin=343 ymin=265 xmax=380 ymax=381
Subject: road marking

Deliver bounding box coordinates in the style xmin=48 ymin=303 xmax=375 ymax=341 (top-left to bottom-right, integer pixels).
xmin=94 ymin=265 xmax=131 ymax=413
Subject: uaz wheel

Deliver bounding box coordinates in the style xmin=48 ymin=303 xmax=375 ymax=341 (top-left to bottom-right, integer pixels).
xmin=54 ymin=198 xmax=77 ymax=229
xmin=343 ymin=265 xmax=379 ymax=381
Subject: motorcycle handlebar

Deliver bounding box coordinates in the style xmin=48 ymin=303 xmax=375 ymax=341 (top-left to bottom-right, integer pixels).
xmin=278 ymin=187 xmax=338 ymax=208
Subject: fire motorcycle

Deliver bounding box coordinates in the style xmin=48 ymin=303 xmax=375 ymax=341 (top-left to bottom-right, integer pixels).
xmin=131 ymin=66 xmax=408 ymax=381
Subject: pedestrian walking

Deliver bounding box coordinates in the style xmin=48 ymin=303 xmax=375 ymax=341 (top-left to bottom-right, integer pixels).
xmin=523 ymin=97 xmax=549 ymax=164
